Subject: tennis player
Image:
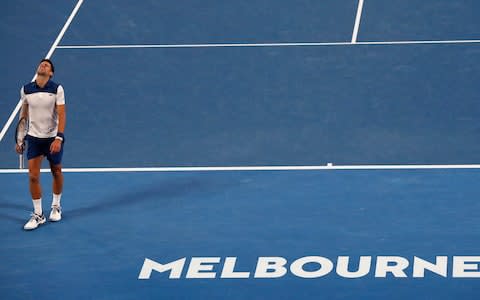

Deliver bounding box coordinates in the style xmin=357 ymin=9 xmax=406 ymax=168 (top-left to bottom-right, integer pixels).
xmin=15 ymin=58 xmax=66 ymax=230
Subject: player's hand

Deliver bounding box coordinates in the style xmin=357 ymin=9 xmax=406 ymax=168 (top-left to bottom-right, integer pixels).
xmin=15 ymin=143 xmax=24 ymax=154
xmin=50 ymin=139 xmax=62 ymax=154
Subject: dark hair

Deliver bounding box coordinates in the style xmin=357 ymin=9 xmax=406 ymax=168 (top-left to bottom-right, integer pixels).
xmin=40 ymin=58 xmax=55 ymax=73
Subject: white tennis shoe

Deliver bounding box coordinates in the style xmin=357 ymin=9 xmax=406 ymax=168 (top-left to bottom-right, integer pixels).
xmin=24 ymin=213 xmax=46 ymax=230
xmin=49 ymin=205 xmax=62 ymax=222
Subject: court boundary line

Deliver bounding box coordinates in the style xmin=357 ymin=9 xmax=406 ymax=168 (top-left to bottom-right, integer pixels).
xmin=0 ymin=0 xmax=84 ymax=144
xmin=56 ymin=39 xmax=480 ymax=49
xmin=351 ymin=0 xmax=365 ymax=43
xmin=1 ymin=164 xmax=480 ymax=174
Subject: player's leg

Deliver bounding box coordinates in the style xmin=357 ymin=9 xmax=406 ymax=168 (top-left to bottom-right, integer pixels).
xmin=51 ymin=163 xmax=63 ymax=195
xmin=49 ymin=162 xmax=63 ymax=221
xmin=47 ymin=142 xmax=64 ymax=222
xmin=24 ymin=155 xmax=46 ymax=230
xmin=28 ymin=155 xmax=43 ymax=200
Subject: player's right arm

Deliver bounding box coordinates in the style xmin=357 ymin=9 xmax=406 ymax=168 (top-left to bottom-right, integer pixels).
xmin=15 ymin=87 xmax=28 ymax=154
xmin=19 ymin=87 xmax=28 ymax=119
xmin=19 ymin=103 xmax=28 ymax=119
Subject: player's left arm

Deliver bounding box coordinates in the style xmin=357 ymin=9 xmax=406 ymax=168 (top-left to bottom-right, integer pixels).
xmin=50 ymin=85 xmax=66 ymax=154
xmin=50 ymin=104 xmax=66 ymax=154
xmin=57 ymin=104 xmax=66 ymax=135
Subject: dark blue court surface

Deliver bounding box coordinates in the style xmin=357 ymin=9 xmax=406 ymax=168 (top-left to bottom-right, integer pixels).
xmin=50 ymin=44 xmax=480 ymax=167
xmin=1 ymin=0 xmax=480 ymax=299
xmin=61 ymin=0 xmax=358 ymax=44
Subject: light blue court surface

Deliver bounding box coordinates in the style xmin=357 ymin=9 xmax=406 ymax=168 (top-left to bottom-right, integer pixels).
xmin=1 ymin=0 xmax=480 ymax=299
xmin=1 ymin=169 xmax=480 ymax=300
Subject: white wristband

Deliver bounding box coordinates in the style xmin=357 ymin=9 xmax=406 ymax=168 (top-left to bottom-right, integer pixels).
xmin=55 ymin=136 xmax=63 ymax=141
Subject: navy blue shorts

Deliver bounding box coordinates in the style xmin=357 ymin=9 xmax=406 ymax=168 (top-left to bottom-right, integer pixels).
xmin=26 ymin=135 xmax=64 ymax=165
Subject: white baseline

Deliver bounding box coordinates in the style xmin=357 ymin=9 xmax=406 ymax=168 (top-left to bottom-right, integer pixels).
xmin=1 ymin=164 xmax=480 ymax=174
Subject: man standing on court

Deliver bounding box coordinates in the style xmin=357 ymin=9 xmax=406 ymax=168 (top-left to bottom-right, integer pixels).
xmin=15 ymin=58 xmax=66 ymax=230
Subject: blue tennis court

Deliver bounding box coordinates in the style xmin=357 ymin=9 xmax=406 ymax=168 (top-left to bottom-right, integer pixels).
xmin=1 ymin=1 xmax=480 ymax=299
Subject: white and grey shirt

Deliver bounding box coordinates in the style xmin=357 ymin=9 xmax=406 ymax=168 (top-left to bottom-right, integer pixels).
xmin=20 ymin=80 xmax=65 ymax=138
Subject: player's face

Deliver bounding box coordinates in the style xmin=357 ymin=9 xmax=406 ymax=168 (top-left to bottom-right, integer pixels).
xmin=36 ymin=61 xmax=53 ymax=77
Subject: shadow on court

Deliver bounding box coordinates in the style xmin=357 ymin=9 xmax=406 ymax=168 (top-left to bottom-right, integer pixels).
xmin=0 ymin=213 xmax=26 ymax=225
xmin=65 ymin=174 xmax=234 ymax=220
xmin=0 ymin=201 xmax=31 ymax=211
xmin=0 ymin=197 xmax=31 ymax=225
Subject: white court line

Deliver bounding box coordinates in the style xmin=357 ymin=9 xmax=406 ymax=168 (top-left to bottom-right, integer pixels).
xmin=352 ymin=0 xmax=365 ymax=43
xmin=1 ymin=164 xmax=480 ymax=174
xmin=0 ymin=0 xmax=84 ymax=144
xmin=56 ymin=39 xmax=480 ymax=49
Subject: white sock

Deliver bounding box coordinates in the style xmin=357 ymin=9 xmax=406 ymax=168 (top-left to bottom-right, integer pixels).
xmin=33 ymin=198 xmax=42 ymax=215
xmin=52 ymin=193 xmax=62 ymax=207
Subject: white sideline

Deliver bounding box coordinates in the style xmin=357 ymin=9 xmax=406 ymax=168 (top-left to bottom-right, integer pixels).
xmin=352 ymin=0 xmax=365 ymax=43
xmin=0 ymin=0 xmax=84 ymax=143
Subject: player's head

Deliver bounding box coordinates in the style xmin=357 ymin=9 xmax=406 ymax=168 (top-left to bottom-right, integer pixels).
xmin=37 ymin=59 xmax=55 ymax=78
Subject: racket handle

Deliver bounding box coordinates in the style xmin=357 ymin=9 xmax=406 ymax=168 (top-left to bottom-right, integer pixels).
xmin=19 ymin=154 xmax=24 ymax=169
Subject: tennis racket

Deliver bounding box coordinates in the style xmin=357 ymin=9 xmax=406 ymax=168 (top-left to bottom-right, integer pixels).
xmin=15 ymin=117 xmax=28 ymax=169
